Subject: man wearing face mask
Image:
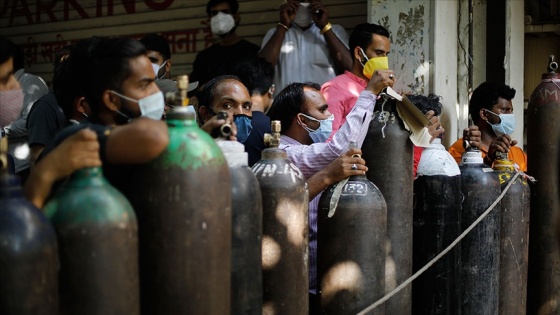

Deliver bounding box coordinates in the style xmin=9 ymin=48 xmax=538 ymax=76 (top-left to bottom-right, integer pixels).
xmin=259 ymin=0 xmax=352 ymax=93
xmin=197 ymin=75 xmax=253 ymax=146
xmin=322 ymin=23 xmax=391 ymax=138
xmin=449 ymin=82 xmax=527 ymax=171
xmin=267 ymin=72 xmax=394 ymax=313
xmin=190 ymin=0 xmax=259 ymax=90
xmin=37 ymin=36 xmax=170 ymax=191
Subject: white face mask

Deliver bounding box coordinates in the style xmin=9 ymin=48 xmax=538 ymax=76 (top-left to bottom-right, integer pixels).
xmin=293 ymin=3 xmax=313 ymax=28
xmin=299 ymin=113 xmax=334 ymax=143
xmin=485 ymin=109 xmax=516 ymax=136
xmin=110 ymin=90 xmax=165 ymax=120
xmin=210 ymin=12 xmax=236 ymax=35
xmin=151 ymin=60 xmax=168 ymax=80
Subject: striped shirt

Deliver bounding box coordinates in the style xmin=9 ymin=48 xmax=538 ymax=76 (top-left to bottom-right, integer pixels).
xmin=279 ymin=90 xmax=377 ymax=293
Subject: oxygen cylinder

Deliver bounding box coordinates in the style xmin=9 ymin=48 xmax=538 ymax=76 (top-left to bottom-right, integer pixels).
xmin=459 ymin=149 xmax=501 ymax=315
xmin=527 ymin=55 xmax=560 ymax=314
xmin=44 ymin=166 xmax=139 ymax=315
xmin=317 ymin=150 xmax=387 ymax=315
xmin=128 ymin=105 xmax=232 ymax=315
xmin=0 ymin=138 xmax=58 ymax=315
xmin=216 ymin=138 xmax=263 ymax=315
xmin=492 ymin=152 xmax=530 ymax=314
xmin=412 ymin=138 xmax=461 ymax=315
xmin=252 ymin=120 xmax=308 ymax=315
xmin=361 ymin=96 xmax=413 ymax=314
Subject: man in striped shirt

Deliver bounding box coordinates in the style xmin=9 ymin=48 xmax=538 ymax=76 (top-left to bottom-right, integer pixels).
xmin=267 ymin=69 xmax=394 ymax=313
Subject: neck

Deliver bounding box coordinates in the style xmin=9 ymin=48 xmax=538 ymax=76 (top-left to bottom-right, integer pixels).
xmin=351 ymin=62 xmax=367 ymax=81
xmin=478 ymin=123 xmax=496 ymax=150
xmin=250 ymin=94 xmax=266 ymax=112
xmin=218 ymin=31 xmax=240 ymax=46
xmin=284 ymin=125 xmax=313 ymax=145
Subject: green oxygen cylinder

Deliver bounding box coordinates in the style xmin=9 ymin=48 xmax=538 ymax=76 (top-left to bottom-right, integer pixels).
xmin=127 ymin=75 xmax=232 ymax=315
xmin=0 ymin=137 xmax=59 ymax=315
xmin=44 ymin=166 xmax=139 ymax=315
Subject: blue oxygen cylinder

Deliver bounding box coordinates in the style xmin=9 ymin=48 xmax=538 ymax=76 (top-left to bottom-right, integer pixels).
xmin=412 ymin=138 xmax=461 ymax=315
xmin=216 ymin=139 xmax=263 ymax=315
xmin=0 ymin=137 xmax=58 ymax=315
xmin=252 ymin=120 xmax=308 ymax=315
xmin=317 ymin=143 xmax=387 ymax=315
xmin=459 ymin=149 xmax=501 ymax=315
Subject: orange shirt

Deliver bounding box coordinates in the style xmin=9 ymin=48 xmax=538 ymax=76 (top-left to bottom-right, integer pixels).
xmin=448 ymin=138 xmax=527 ymax=172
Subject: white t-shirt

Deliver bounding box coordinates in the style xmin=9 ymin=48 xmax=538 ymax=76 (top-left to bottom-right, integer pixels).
xmin=261 ymin=23 xmax=349 ymax=93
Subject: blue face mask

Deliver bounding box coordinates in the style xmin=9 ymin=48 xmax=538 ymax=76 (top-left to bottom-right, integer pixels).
xmin=485 ymin=109 xmax=515 ymax=136
xmin=299 ymin=113 xmax=334 ymax=143
xmin=233 ymin=114 xmax=253 ymax=143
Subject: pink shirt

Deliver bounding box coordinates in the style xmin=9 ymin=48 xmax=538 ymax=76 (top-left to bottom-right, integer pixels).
xmin=321 ymin=71 xmax=368 ymax=139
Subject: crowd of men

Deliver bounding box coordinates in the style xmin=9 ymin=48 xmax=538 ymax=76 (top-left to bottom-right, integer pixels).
xmin=0 ymin=0 xmax=526 ymax=314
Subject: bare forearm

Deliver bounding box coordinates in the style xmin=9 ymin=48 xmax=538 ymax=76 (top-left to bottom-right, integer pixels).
xmin=24 ymin=161 xmax=57 ymax=209
xmin=307 ymin=170 xmax=332 ymax=200
xmin=258 ymin=26 xmax=288 ymax=66
xmin=105 ymin=118 xmax=169 ymax=164
xmin=323 ymin=30 xmax=352 ymax=72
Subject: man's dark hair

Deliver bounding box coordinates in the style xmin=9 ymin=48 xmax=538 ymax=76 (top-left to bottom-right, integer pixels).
xmin=206 ymin=0 xmax=239 ymax=16
xmin=67 ymin=36 xmax=146 ymax=117
xmin=268 ymin=82 xmax=321 ymax=132
xmin=469 ymin=82 xmax=516 ymax=124
xmin=230 ymin=57 xmax=274 ymax=96
xmin=140 ymin=34 xmax=171 ymax=61
xmin=349 ymin=23 xmax=390 ymax=55
xmin=197 ymin=74 xmax=241 ymax=122
xmin=0 ymin=37 xmax=17 ymax=66
xmin=407 ymin=94 xmax=443 ymax=116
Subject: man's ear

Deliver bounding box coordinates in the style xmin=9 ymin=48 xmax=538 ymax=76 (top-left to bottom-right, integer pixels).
xmin=479 ymin=108 xmax=488 ymax=122
xmin=165 ymin=59 xmax=172 ymax=74
xmin=102 ymin=90 xmax=119 ymax=112
xmin=198 ymin=105 xmax=213 ymax=123
xmin=354 ymin=46 xmax=363 ymax=62
xmin=74 ymin=96 xmax=87 ymax=113
xmin=234 ymin=13 xmax=241 ymax=26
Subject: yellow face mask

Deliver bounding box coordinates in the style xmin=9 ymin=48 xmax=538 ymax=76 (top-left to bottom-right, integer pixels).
xmin=360 ymin=47 xmax=389 ymax=79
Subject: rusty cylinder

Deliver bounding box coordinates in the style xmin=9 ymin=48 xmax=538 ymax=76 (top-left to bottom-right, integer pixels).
xmin=527 ymin=55 xmax=560 ymax=314
xmin=0 ymin=152 xmax=58 ymax=315
xmin=412 ymin=138 xmax=462 ymax=315
xmin=126 ymin=107 xmax=232 ymax=315
xmin=216 ymin=139 xmax=263 ymax=315
xmin=251 ymin=120 xmax=309 ymax=315
xmin=361 ymin=96 xmax=413 ymax=314
xmin=459 ymin=149 xmax=501 ymax=315
xmin=317 ymin=170 xmax=387 ymax=315
xmin=492 ymin=153 xmax=530 ymax=315
xmin=44 ymin=166 xmax=139 ymax=315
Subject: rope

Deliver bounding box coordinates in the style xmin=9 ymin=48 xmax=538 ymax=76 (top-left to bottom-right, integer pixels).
xmin=356 ymin=171 xmax=522 ymax=315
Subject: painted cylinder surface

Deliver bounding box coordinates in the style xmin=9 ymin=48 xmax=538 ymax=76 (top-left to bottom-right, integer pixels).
xmin=493 ymin=158 xmax=530 ymax=315
xmin=361 ymin=98 xmax=413 ymax=314
xmin=218 ymin=140 xmax=263 ymax=315
xmin=0 ymin=173 xmax=58 ymax=315
xmin=44 ymin=166 xmax=139 ymax=315
xmin=527 ymin=69 xmax=560 ymax=314
xmin=459 ymin=151 xmax=501 ymax=315
xmin=252 ymin=148 xmax=308 ymax=315
xmin=317 ymin=174 xmax=387 ymax=315
xmin=413 ymin=139 xmax=462 ymax=315
xmin=126 ymin=108 xmax=232 ymax=315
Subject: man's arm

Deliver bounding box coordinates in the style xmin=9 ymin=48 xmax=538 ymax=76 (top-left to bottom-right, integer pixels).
xmin=258 ymin=1 xmax=298 ymax=65
xmin=309 ymin=1 xmax=352 ymax=73
xmin=306 ymin=148 xmax=366 ymax=200
xmin=24 ymin=129 xmax=102 ymax=209
xmin=105 ymin=118 xmax=169 ymax=164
